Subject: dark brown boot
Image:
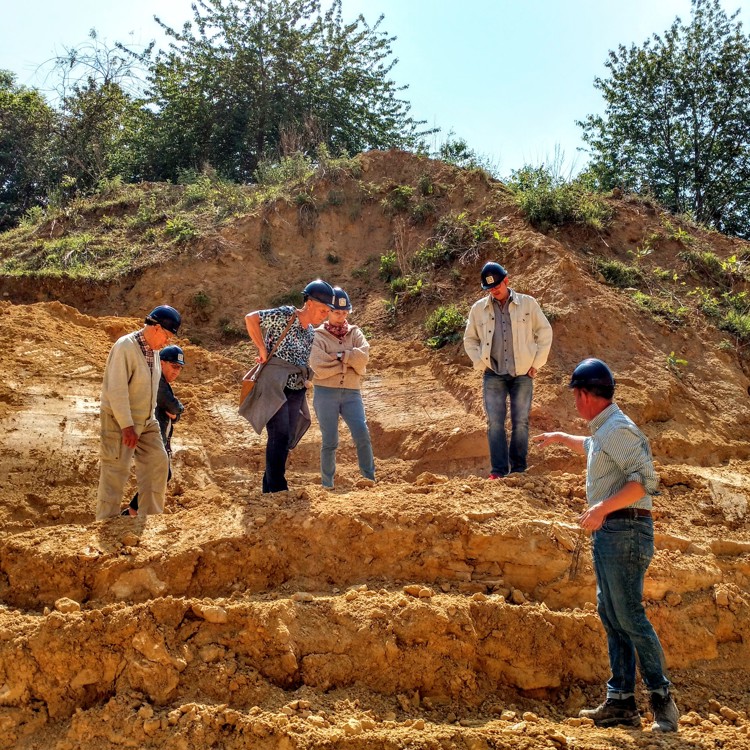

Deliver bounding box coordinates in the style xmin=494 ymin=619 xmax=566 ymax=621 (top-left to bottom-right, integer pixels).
xmin=650 ymin=692 xmax=679 ymax=732
xmin=579 ymin=697 xmax=641 ymax=728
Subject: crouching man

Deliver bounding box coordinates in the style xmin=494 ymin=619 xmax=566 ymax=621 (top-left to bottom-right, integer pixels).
xmin=533 ymin=358 xmax=679 ymax=732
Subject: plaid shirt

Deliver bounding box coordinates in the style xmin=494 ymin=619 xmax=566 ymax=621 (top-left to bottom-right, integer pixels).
xmin=135 ymin=330 xmax=155 ymax=372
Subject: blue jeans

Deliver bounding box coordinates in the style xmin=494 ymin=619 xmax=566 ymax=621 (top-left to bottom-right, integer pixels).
xmin=313 ymin=386 xmax=375 ymax=488
xmin=263 ymin=388 xmax=306 ymax=493
xmin=592 ymin=516 xmax=671 ymax=698
xmin=482 ymin=371 xmax=533 ymax=476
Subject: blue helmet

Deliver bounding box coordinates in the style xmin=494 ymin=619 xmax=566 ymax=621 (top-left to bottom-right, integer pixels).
xmin=569 ymin=358 xmax=615 ymax=390
xmin=160 ymin=345 xmax=185 ymax=366
xmin=302 ymin=279 xmax=335 ymax=309
xmin=332 ymin=286 xmax=352 ymax=311
xmin=146 ymin=305 xmax=181 ymax=334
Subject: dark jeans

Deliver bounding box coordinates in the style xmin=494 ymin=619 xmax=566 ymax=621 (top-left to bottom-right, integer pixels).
xmin=593 ymin=516 xmax=671 ymax=698
xmin=263 ymin=387 xmax=306 ymax=493
xmin=482 ymin=370 xmax=533 ymax=476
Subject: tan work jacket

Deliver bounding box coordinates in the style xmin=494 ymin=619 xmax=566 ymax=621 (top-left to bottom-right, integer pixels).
xmin=463 ymin=292 xmax=553 ymax=376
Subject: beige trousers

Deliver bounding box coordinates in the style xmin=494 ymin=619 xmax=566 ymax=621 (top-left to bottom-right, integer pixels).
xmin=96 ymin=411 xmax=169 ymax=519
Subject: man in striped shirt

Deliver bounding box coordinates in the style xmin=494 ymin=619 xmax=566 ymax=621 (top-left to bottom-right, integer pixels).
xmin=533 ymin=358 xmax=679 ymax=733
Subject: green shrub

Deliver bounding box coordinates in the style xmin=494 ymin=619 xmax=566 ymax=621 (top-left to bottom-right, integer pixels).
xmin=19 ymin=206 xmax=45 ymax=228
xmin=679 ymin=249 xmax=748 ymax=289
xmin=352 ymin=256 xmax=378 ymax=280
xmin=719 ymin=310 xmax=750 ymax=341
xmin=193 ymin=290 xmax=212 ymax=309
xmin=379 ymin=251 xmax=400 ymax=281
xmin=679 ymin=249 xmax=726 ymax=281
xmin=127 ymin=196 xmax=162 ymax=229
xmin=255 ymin=152 xmax=314 ymax=186
xmin=164 ymin=217 xmax=197 ymax=243
xmin=181 ymin=174 xmax=214 ymax=206
xmin=414 ymin=241 xmax=452 ymax=268
xmin=508 ymin=165 xmax=614 ymax=230
xmin=694 ymin=289 xmax=721 ymax=318
xmin=95 ymin=175 xmax=125 ymax=197
xmin=382 ymin=184 xmax=415 ymax=213
xmin=41 ymin=234 xmax=97 ymax=269
xmin=596 ymin=259 xmax=642 ymax=288
xmin=418 ymin=174 xmax=434 ymax=196
xmin=410 ymin=199 xmax=436 ymax=224
xmin=425 ymin=304 xmax=466 ymax=348
xmin=632 ymin=291 xmax=688 ymax=326
xmin=314 ymin=144 xmax=362 ymax=182
xmin=414 ymin=211 xmax=502 ymax=269
xmin=662 ymin=218 xmax=694 ymax=245
xmin=723 ymin=291 xmax=750 ymax=312
xmin=389 ymin=274 xmax=425 ymax=297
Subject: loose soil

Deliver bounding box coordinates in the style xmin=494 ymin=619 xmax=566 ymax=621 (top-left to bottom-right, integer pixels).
xmin=1 ymin=151 xmax=749 ymax=749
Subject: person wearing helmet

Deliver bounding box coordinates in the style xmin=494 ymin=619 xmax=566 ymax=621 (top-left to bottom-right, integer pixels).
xmin=533 ymin=359 xmax=679 ymax=733
xmin=243 ymin=279 xmax=335 ymax=493
xmin=309 ymin=287 xmax=376 ymax=489
xmin=121 ymin=345 xmax=186 ymax=516
xmin=463 ymin=262 xmax=553 ymax=479
xmin=96 ymin=305 xmax=182 ymax=519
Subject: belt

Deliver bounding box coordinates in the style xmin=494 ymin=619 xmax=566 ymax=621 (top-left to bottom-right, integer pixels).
xmin=607 ymin=508 xmax=652 ymax=519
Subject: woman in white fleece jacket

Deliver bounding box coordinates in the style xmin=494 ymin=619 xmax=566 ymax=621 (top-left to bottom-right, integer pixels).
xmin=309 ymin=287 xmax=375 ymax=489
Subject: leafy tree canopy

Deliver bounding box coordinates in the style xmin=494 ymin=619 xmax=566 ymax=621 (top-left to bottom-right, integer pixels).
xmin=0 ymin=71 xmax=57 ymax=229
xmin=579 ymin=0 xmax=750 ymax=237
xmin=138 ymin=0 xmax=430 ymax=182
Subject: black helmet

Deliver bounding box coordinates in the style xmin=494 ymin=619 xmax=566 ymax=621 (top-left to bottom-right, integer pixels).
xmin=569 ymin=358 xmax=616 ymax=390
xmin=145 ymin=305 xmax=181 ymax=334
xmin=332 ymin=286 xmax=352 ymax=311
xmin=481 ymin=261 xmax=507 ymax=290
xmin=302 ymin=279 xmax=335 ymax=309
xmin=160 ymin=345 xmax=185 ymax=366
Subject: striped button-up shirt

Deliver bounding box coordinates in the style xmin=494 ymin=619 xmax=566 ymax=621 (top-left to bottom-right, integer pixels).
xmin=583 ymin=403 xmax=658 ymax=510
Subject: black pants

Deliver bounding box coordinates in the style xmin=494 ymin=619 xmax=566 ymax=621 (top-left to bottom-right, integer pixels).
xmin=263 ymin=387 xmax=306 ymax=493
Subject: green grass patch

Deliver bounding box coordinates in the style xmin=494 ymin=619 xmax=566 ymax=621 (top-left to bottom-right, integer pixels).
xmin=632 ymin=291 xmax=688 ymax=326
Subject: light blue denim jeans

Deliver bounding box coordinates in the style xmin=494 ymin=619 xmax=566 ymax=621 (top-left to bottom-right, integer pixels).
xmin=482 ymin=370 xmax=533 ymax=476
xmin=313 ymin=386 xmax=375 ymax=488
xmin=593 ymin=516 xmax=671 ymax=699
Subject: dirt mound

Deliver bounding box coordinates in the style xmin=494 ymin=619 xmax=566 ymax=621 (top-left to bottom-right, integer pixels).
xmin=1 ymin=151 xmax=750 ymax=748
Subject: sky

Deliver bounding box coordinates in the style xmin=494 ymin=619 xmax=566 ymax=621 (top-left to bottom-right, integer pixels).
xmin=2 ymin=0 xmax=749 ymax=177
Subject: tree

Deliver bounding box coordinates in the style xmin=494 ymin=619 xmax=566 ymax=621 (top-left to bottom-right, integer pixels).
xmin=138 ymin=0 xmax=428 ymax=182
xmin=0 ymin=71 xmax=58 ymax=229
xmin=579 ymin=0 xmax=750 ymax=237
xmin=49 ymin=31 xmax=147 ymax=189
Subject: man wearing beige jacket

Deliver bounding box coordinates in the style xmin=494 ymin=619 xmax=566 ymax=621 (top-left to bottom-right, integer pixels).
xmin=464 ymin=262 xmax=552 ymax=479
xmin=96 ymin=305 xmax=182 ymax=520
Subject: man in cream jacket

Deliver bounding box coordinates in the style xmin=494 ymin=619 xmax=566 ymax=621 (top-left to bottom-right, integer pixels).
xmin=464 ymin=262 xmax=552 ymax=479
xmin=96 ymin=305 xmax=182 ymax=519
